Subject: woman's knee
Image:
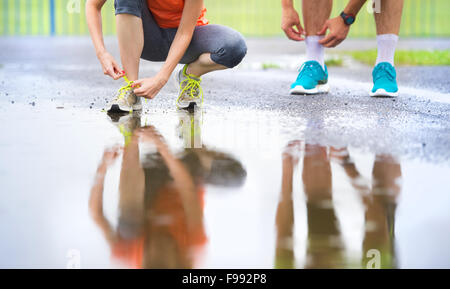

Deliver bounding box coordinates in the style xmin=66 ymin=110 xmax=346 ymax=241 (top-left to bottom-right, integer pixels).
xmin=212 ymin=30 xmax=247 ymax=68
xmin=114 ymin=0 xmax=143 ymax=18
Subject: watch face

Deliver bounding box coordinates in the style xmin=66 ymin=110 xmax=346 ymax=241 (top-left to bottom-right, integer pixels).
xmin=346 ymin=16 xmax=355 ymax=25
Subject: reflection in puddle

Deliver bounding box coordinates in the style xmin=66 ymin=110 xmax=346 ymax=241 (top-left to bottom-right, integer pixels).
xmin=74 ymin=106 xmax=450 ymax=269
xmin=90 ymin=109 xmax=246 ymax=268
xmin=1 ymin=102 xmax=448 ymax=268
xmin=276 ymin=143 xmax=401 ymax=269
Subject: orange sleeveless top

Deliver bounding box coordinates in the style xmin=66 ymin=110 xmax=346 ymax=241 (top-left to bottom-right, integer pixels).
xmin=147 ymin=0 xmax=209 ymax=28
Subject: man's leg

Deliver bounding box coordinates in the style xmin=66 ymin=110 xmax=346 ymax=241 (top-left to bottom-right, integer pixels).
xmin=289 ymin=0 xmax=331 ymax=95
xmin=374 ymin=0 xmax=404 ymax=65
xmin=370 ymin=0 xmax=404 ymax=97
xmin=302 ymin=0 xmax=332 ymax=68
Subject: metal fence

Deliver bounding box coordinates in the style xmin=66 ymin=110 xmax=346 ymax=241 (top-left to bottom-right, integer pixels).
xmin=0 ymin=0 xmax=449 ymax=37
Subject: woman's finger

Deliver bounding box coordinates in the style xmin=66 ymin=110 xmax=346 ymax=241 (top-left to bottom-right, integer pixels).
xmin=131 ymin=79 xmax=143 ymax=88
xmin=113 ymin=62 xmax=124 ymax=77
xmin=134 ymin=87 xmax=144 ymax=95
xmin=106 ymin=67 xmax=117 ymax=79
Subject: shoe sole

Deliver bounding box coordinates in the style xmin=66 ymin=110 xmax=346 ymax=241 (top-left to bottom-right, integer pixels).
xmin=290 ymin=83 xmax=330 ymax=95
xmin=370 ymin=89 xmax=399 ymax=97
xmin=107 ymin=103 xmax=142 ymax=113
xmin=177 ymin=100 xmax=201 ymax=110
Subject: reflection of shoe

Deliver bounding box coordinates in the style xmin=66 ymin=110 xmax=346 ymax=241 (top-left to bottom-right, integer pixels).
xmin=107 ymin=112 xmax=141 ymax=145
xmin=290 ymin=61 xmax=329 ymax=95
xmin=177 ymin=108 xmax=202 ymax=149
xmin=107 ymin=76 xmax=142 ymax=113
xmin=176 ymin=64 xmax=203 ymax=109
xmin=370 ymin=62 xmax=399 ymax=97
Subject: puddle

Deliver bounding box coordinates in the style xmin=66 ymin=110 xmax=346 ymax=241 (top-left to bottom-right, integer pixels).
xmin=0 ymin=102 xmax=449 ymax=268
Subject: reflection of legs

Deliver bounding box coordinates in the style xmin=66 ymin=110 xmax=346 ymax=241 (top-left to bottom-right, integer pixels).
xmin=362 ymin=155 xmax=401 ymax=269
xmin=374 ymin=0 xmax=404 ymax=65
xmin=302 ymin=0 xmax=332 ymax=67
xmin=303 ymin=145 xmax=344 ymax=268
xmin=302 ymin=145 xmax=332 ymax=202
xmin=275 ymin=142 xmax=300 ymax=269
xmin=118 ymin=134 xmax=145 ymax=238
xmin=116 ymin=14 xmax=144 ymax=81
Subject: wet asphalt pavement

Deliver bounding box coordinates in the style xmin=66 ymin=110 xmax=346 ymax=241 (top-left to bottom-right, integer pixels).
xmin=0 ymin=37 xmax=449 ymax=268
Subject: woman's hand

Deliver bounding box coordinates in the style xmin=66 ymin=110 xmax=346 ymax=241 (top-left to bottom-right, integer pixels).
xmin=97 ymin=51 xmax=124 ymax=80
xmin=100 ymin=146 xmax=122 ymax=168
xmin=132 ymin=75 xmax=168 ymax=99
xmin=137 ymin=126 xmax=167 ymax=151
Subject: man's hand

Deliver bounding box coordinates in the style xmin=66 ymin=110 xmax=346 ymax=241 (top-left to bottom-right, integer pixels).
xmin=97 ymin=51 xmax=124 ymax=80
xmin=318 ymin=16 xmax=350 ymax=48
xmin=281 ymin=7 xmax=304 ymax=41
xmin=132 ymin=75 xmax=168 ymax=99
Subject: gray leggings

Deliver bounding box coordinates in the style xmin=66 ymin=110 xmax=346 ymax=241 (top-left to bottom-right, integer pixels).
xmin=114 ymin=0 xmax=247 ymax=68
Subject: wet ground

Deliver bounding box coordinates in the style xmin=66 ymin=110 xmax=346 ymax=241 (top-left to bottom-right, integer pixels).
xmin=0 ymin=37 xmax=450 ymax=268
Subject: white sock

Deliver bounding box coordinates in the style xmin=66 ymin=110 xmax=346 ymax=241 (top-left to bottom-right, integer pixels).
xmin=376 ymin=34 xmax=398 ymax=66
xmin=305 ymin=36 xmax=325 ymax=68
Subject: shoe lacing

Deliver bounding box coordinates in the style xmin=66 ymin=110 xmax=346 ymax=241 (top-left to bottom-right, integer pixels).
xmin=117 ymin=76 xmax=134 ymax=100
xmin=374 ymin=63 xmax=395 ymax=82
xmin=297 ymin=62 xmax=320 ymax=80
xmin=177 ymin=76 xmax=203 ymax=105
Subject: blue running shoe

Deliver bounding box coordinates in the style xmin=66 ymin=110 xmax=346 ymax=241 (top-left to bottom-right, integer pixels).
xmin=290 ymin=61 xmax=329 ymax=95
xmin=370 ymin=62 xmax=399 ymax=97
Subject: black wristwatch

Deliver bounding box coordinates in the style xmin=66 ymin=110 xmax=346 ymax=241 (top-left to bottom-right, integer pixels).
xmin=340 ymin=11 xmax=356 ymax=25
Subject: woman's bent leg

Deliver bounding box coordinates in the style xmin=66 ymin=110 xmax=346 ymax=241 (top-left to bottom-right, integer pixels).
xmin=186 ymin=53 xmax=227 ymax=77
xmin=179 ymin=25 xmax=247 ymax=77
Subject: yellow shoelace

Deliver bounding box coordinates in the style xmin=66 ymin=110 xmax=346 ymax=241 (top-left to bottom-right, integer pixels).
xmin=117 ymin=76 xmax=134 ymax=99
xmin=177 ymin=76 xmax=203 ymax=105
xmin=119 ymin=124 xmax=133 ymax=146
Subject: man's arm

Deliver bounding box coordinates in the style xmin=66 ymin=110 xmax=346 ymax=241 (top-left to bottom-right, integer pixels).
xmin=318 ymin=0 xmax=367 ymax=48
xmin=280 ymin=0 xmax=304 ymax=41
xmin=343 ymin=0 xmax=368 ymax=16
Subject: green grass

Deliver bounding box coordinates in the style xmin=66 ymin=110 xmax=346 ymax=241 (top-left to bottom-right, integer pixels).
xmin=1 ymin=0 xmax=450 ymax=37
xmin=261 ymin=63 xmax=281 ymax=70
xmin=349 ymin=49 xmax=450 ymax=66
xmin=325 ymin=57 xmax=344 ymax=67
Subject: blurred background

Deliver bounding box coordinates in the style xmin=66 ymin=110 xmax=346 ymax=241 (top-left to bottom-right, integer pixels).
xmin=0 ymin=0 xmax=449 ymax=37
